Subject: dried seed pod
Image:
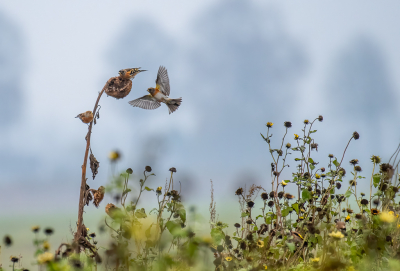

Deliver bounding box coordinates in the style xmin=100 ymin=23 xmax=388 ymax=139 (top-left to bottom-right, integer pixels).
xmin=93 ymin=186 xmax=105 ymax=208
xmin=90 ymin=153 xmax=100 ymax=180
xmin=104 ymin=76 xmax=133 ymax=99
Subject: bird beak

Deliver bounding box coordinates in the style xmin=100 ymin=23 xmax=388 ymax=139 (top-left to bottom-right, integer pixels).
xmin=138 ymin=69 xmax=146 ymax=73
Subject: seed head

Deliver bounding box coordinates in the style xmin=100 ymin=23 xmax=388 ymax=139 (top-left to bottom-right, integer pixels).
xmin=361 ymin=199 xmax=368 ymax=205
xmin=267 ymin=201 xmax=274 ymax=207
xmin=44 ymin=228 xmax=54 ymax=236
xmin=304 ymin=119 xmax=309 ymax=124
xmin=328 ymin=154 xmax=334 ymax=158
xmin=311 ymin=143 xmax=318 ymax=151
xmin=284 ymin=121 xmax=292 ymax=128
xmin=247 ymin=201 xmax=255 ymax=208
xmin=169 ymin=167 xmax=176 ymax=173
xmin=354 ymin=166 xmax=362 ymax=172
xmin=349 ymin=159 xmax=359 ymax=165
xmin=336 ymin=182 xmax=342 ymax=189
xmin=235 ymin=188 xmax=243 ymax=196
xmin=126 ymin=168 xmax=133 ymax=174
xmin=353 ymin=131 xmax=360 ymax=140
xmin=4 ymin=235 xmax=12 ymax=246
xmin=318 ymin=115 xmax=323 ymax=122
xmin=286 ymin=143 xmax=291 ymax=148
xmin=234 ymin=223 xmax=241 ymax=228
xmin=371 ymin=155 xmax=381 ymax=164
xmin=261 ymin=192 xmax=268 ymax=200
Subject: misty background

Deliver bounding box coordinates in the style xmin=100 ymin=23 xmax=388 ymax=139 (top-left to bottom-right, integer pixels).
xmin=1 ymin=0 xmax=400 ymax=266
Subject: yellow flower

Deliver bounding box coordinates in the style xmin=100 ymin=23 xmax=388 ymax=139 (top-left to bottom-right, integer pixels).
xmin=299 ymin=217 xmax=304 ymax=220
xmin=37 ymin=252 xmax=54 ymax=264
xmin=294 ymin=134 xmax=299 ymax=140
xmin=264 ymin=265 xmax=268 ymax=270
xmin=315 ymin=174 xmax=321 ymax=179
xmin=108 ymin=151 xmax=120 ymax=161
xmin=257 ymin=240 xmax=264 ymax=248
xmin=347 ymin=266 xmax=355 ymax=271
xmin=311 ymin=257 xmax=320 ymax=263
xmin=86 ymin=227 xmax=90 ymax=232
xmin=225 ymin=256 xmax=232 ymax=262
xmin=281 ymin=180 xmax=287 ymax=187
xmin=380 ymin=211 xmax=395 ymax=223
xmin=266 ymin=122 xmax=273 ymax=128
xmin=43 ymin=241 xmax=50 ymax=250
xmin=329 ymin=231 xmax=344 ymax=240
xmin=397 ymin=224 xmax=400 ymax=229
xmin=345 ymin=215 xmax=350 ymax=222
xmin=389 ymin=211 xmax=394 ymax=216
xmin=31 ymin=226 xmax=40 ymax=233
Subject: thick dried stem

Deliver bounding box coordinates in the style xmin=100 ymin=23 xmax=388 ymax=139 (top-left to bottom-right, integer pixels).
xmin=74 ymin=88 xmax=105 ymax=250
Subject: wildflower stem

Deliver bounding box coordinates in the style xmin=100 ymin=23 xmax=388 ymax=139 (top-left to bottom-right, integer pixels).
xmin=370 ymin=163 xmax=376 ymax=210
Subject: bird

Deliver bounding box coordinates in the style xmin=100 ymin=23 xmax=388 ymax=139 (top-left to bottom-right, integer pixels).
xmin=76 ymin=111 xmax=94 ymax=124
xmin=118 ymin=68 xmax=146 ymax=80
xmin=129 ymin=66 xmax=182 ymax=114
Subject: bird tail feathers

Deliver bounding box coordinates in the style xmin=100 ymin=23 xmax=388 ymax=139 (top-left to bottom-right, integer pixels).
xmin=166 ymin=98 xmax=182 ymax=114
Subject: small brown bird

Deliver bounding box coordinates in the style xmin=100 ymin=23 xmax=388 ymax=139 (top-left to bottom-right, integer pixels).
xmin=76 ymin=111 xmax=94 ymax=124
xmin=129 ymin=66 xmax=182 ymax=114
xmin=93 ymin=186 xmax=105 ymax=208
xmin=118 ymin=68 xmax=146 ymax=80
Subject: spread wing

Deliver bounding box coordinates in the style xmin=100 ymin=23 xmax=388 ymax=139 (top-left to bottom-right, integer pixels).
xmin=155 ymin=66 xmax=170 ymax=96
xmin=128 ymin=95 xmax=161 ymax=110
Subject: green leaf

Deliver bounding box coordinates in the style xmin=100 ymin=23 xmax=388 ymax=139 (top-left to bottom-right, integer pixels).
xmin=210 ymin=228 xmax=224 ymax=243
xmin=292 ymin=203 xmax=299 ymax=214
xmin=332 ymin=159 xmax=339 ymax=167
xmin=295 ymin=158 xmax=305 ymax=161
xmin=144 ymin=187 xmax=153 ymax=191
xmin=373 ymin=174 xmax=381 ymax=188
xmin=241 ymin=212 xmax=249 ymax=217
xmin=345 ymin=190 xmax=352 ymax=198
xmin=310 ymin=164 xmax=315 ymax=170
xmin=122 ymin=189 xmax=131 ymax=197
xmin=302 ymin=189 xmax=311 ymax=200
xmin=281 ymin=207 xmax=292 ymax=217
xmin=265 ymin=216 xmax=272 ymax=224
xmin=135 ymin=208 xmax=147 ymax=218
xmin=308 ymin=158 xmax=314 ymax=164
xmin=287 ymin=242 xmax=295 ymax=252
xmin=165 ymin=221 xmax=179 ymax=235
xmin=177 ymin=209 xmax=186 ymax=223
xmin=310 ymin=130 xmax=317 ymax=133
xmin=299 ymin=146 xmax=306 ymax=152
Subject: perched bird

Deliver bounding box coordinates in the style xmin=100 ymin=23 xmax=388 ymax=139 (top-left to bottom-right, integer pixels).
xmin=129 ymin=66 xmax=182 ymax=114
xmin=118 ymin=68 xmax=146 ymax=80
xmin=104 ymin=68 xmax=146 ymax=99
xmin=76 ymin=111 xmax=94 ymax=124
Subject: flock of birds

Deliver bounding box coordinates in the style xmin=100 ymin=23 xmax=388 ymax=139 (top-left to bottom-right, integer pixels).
xmin=76 ymin=66 xmax=182 ymax=124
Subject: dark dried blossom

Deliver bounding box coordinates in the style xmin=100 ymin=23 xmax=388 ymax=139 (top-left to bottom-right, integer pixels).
xmin=89 ymin=153 xmax=100 ymax=180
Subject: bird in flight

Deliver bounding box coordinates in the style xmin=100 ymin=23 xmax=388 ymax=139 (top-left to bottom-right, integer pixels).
xmin=129 ymin=66 xmax=182 ymax=114
xmin=76 ymin=111 xmax=94 ymax=124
